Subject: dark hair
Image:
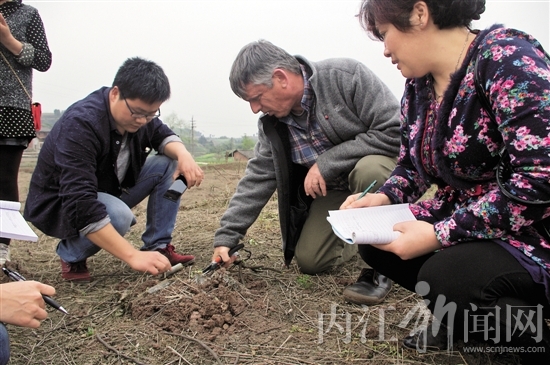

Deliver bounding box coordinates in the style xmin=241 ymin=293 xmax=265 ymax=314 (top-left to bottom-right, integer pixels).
xmin=112 ymin=57 xmax=171 ymax=103
xmin=229 ymin=39 xmax=301 ymax=99
xmin=359 ymin=0 xmax=486 ymax=40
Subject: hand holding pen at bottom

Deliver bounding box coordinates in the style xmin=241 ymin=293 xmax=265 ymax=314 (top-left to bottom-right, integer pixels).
xmin=0 ymin=281 xmax=57 ymax=328
xmin=2 ymin=267 xmax=68 ymax=315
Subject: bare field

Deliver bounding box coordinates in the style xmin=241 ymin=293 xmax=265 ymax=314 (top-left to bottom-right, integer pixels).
xmin=4 ymin=160 xmax=519 ymax=365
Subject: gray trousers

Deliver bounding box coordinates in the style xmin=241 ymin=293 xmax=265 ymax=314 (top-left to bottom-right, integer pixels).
xmin=294 ymin=154 xmax=397 ymax=274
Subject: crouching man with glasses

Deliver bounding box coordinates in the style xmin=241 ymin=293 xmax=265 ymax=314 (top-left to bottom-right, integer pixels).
xmin=24 ymin=57 xmax=203 ymax=282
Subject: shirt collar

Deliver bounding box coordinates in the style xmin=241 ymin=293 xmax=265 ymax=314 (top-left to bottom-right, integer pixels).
xmin=299 ymin=64 xmax=314 ymax=112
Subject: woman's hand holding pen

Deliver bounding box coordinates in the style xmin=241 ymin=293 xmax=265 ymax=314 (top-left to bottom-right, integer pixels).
xmin=340 ymin=192 xmax=391 ymax=210
xmin=337 ymin=180 xmax=440 ymax=258
xmin=0 ymin=281 xmax=55 ymax=328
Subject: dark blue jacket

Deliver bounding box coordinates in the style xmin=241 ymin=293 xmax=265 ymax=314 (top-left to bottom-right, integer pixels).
xmin=24 ymin=87 xmax=175 ymax=239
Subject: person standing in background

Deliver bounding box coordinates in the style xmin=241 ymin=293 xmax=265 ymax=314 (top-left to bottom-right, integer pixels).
xmin=0 ymin=0 xmax=51 ymax=264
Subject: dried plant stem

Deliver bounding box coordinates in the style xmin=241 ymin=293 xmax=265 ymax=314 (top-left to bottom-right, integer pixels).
xmin=161 ymin=331 xmax=222 ymax=364
xmin=166 ymin=345 xmax=193 ymax=365
xmin=272 ymin=334 xmax=292 ymax=356
xmin=96 ymin=334 xmax=150 ymax=365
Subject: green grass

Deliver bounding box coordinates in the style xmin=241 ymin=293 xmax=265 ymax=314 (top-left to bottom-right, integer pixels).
xmin=194 ymin=153 xmax=229 ymax=164
xmin=296 ymin=274 xmax=314 ymax=289
xmin=23 ymin=151 xmax=236 ymax=167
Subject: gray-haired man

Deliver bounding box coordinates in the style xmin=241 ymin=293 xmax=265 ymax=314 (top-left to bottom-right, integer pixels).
xmin=213 ymin=40 xmax=400 ymax=305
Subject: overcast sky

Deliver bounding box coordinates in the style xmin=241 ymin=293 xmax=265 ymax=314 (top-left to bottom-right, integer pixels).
xmin=27 ymin=0 xmax=549 ymax=138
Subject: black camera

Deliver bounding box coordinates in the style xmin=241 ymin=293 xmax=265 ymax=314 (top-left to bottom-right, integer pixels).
xmin=163 ymin=175 xmax=187 ymax=202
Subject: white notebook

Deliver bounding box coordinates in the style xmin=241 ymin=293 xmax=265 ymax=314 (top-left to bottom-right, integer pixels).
xmin=0 ymin=200 xmax=38 ymax=242
xmin=327 ymin=204 xmax=416 ymax=244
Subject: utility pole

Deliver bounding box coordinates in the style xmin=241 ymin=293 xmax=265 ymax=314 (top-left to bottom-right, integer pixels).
xmin=190 ymin=116 xmax=195 ymax=156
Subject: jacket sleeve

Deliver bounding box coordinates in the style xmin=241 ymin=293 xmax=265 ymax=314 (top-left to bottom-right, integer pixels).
xmin=378 ymin=79 xmax=432 ymax=204
xmin=213 ymin=120 xmax=278 ymax=248
xmin=16 ymin=7 xmax=51 ymax=72
xmin=53 ymin=114 xmax=110 ymax=233
xmin=147 ymin=117 xmax=178 ymax=152
xmin=316 ymin=61 xmax=401 ymax=181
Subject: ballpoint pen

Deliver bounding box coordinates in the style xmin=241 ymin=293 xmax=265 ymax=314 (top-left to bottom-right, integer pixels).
xmin=356 ymin=179 xmax=377 ymax=200
xmin=2 ymin=267 xmax=69 ymax=315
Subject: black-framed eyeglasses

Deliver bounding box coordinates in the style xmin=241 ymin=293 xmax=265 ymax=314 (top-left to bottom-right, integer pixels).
xmin=123 ymin=98 xmax=161 ymax=121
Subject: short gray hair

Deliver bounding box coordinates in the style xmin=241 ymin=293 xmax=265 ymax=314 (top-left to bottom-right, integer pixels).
xmin=229 ymin=40 xmax=301 ymax=99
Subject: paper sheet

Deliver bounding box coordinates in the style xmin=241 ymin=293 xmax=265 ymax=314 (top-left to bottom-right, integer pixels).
xmin=0 ymin=200 xmax=38 ymax=242
xmin=327 ymin=204 xmax=416 ymax=244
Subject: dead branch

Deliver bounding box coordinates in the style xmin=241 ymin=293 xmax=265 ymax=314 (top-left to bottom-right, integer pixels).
xmin=166 ymin=345 xmax=193 ymax=365
xmin=161 ymin=331 xmax=222 ymax=364
xmin=271 ymin=334 xmax=292 ymax=356
xmin=95 ymin=333 xmax=151 ymax=365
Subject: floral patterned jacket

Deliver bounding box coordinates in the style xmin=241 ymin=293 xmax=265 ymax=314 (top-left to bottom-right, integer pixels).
xmin=378 ymin=25 xmax=550 ymax=281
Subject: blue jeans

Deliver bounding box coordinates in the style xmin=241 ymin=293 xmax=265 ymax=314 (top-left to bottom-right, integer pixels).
xmin=0 ymin=323 xmax=9 ymax=365
xmin=57 ymin=155 xmax=179 ymax=263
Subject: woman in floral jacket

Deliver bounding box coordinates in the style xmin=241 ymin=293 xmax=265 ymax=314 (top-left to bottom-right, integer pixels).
xmin=343 ymin=0 xmax=550 ymax=362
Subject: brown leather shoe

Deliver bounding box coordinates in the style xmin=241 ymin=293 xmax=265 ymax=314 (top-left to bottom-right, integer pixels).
xmin=343 ymin=268 xmax=392 ymax=305
xmin=60 ymin=258 xmax=91 ymax=282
